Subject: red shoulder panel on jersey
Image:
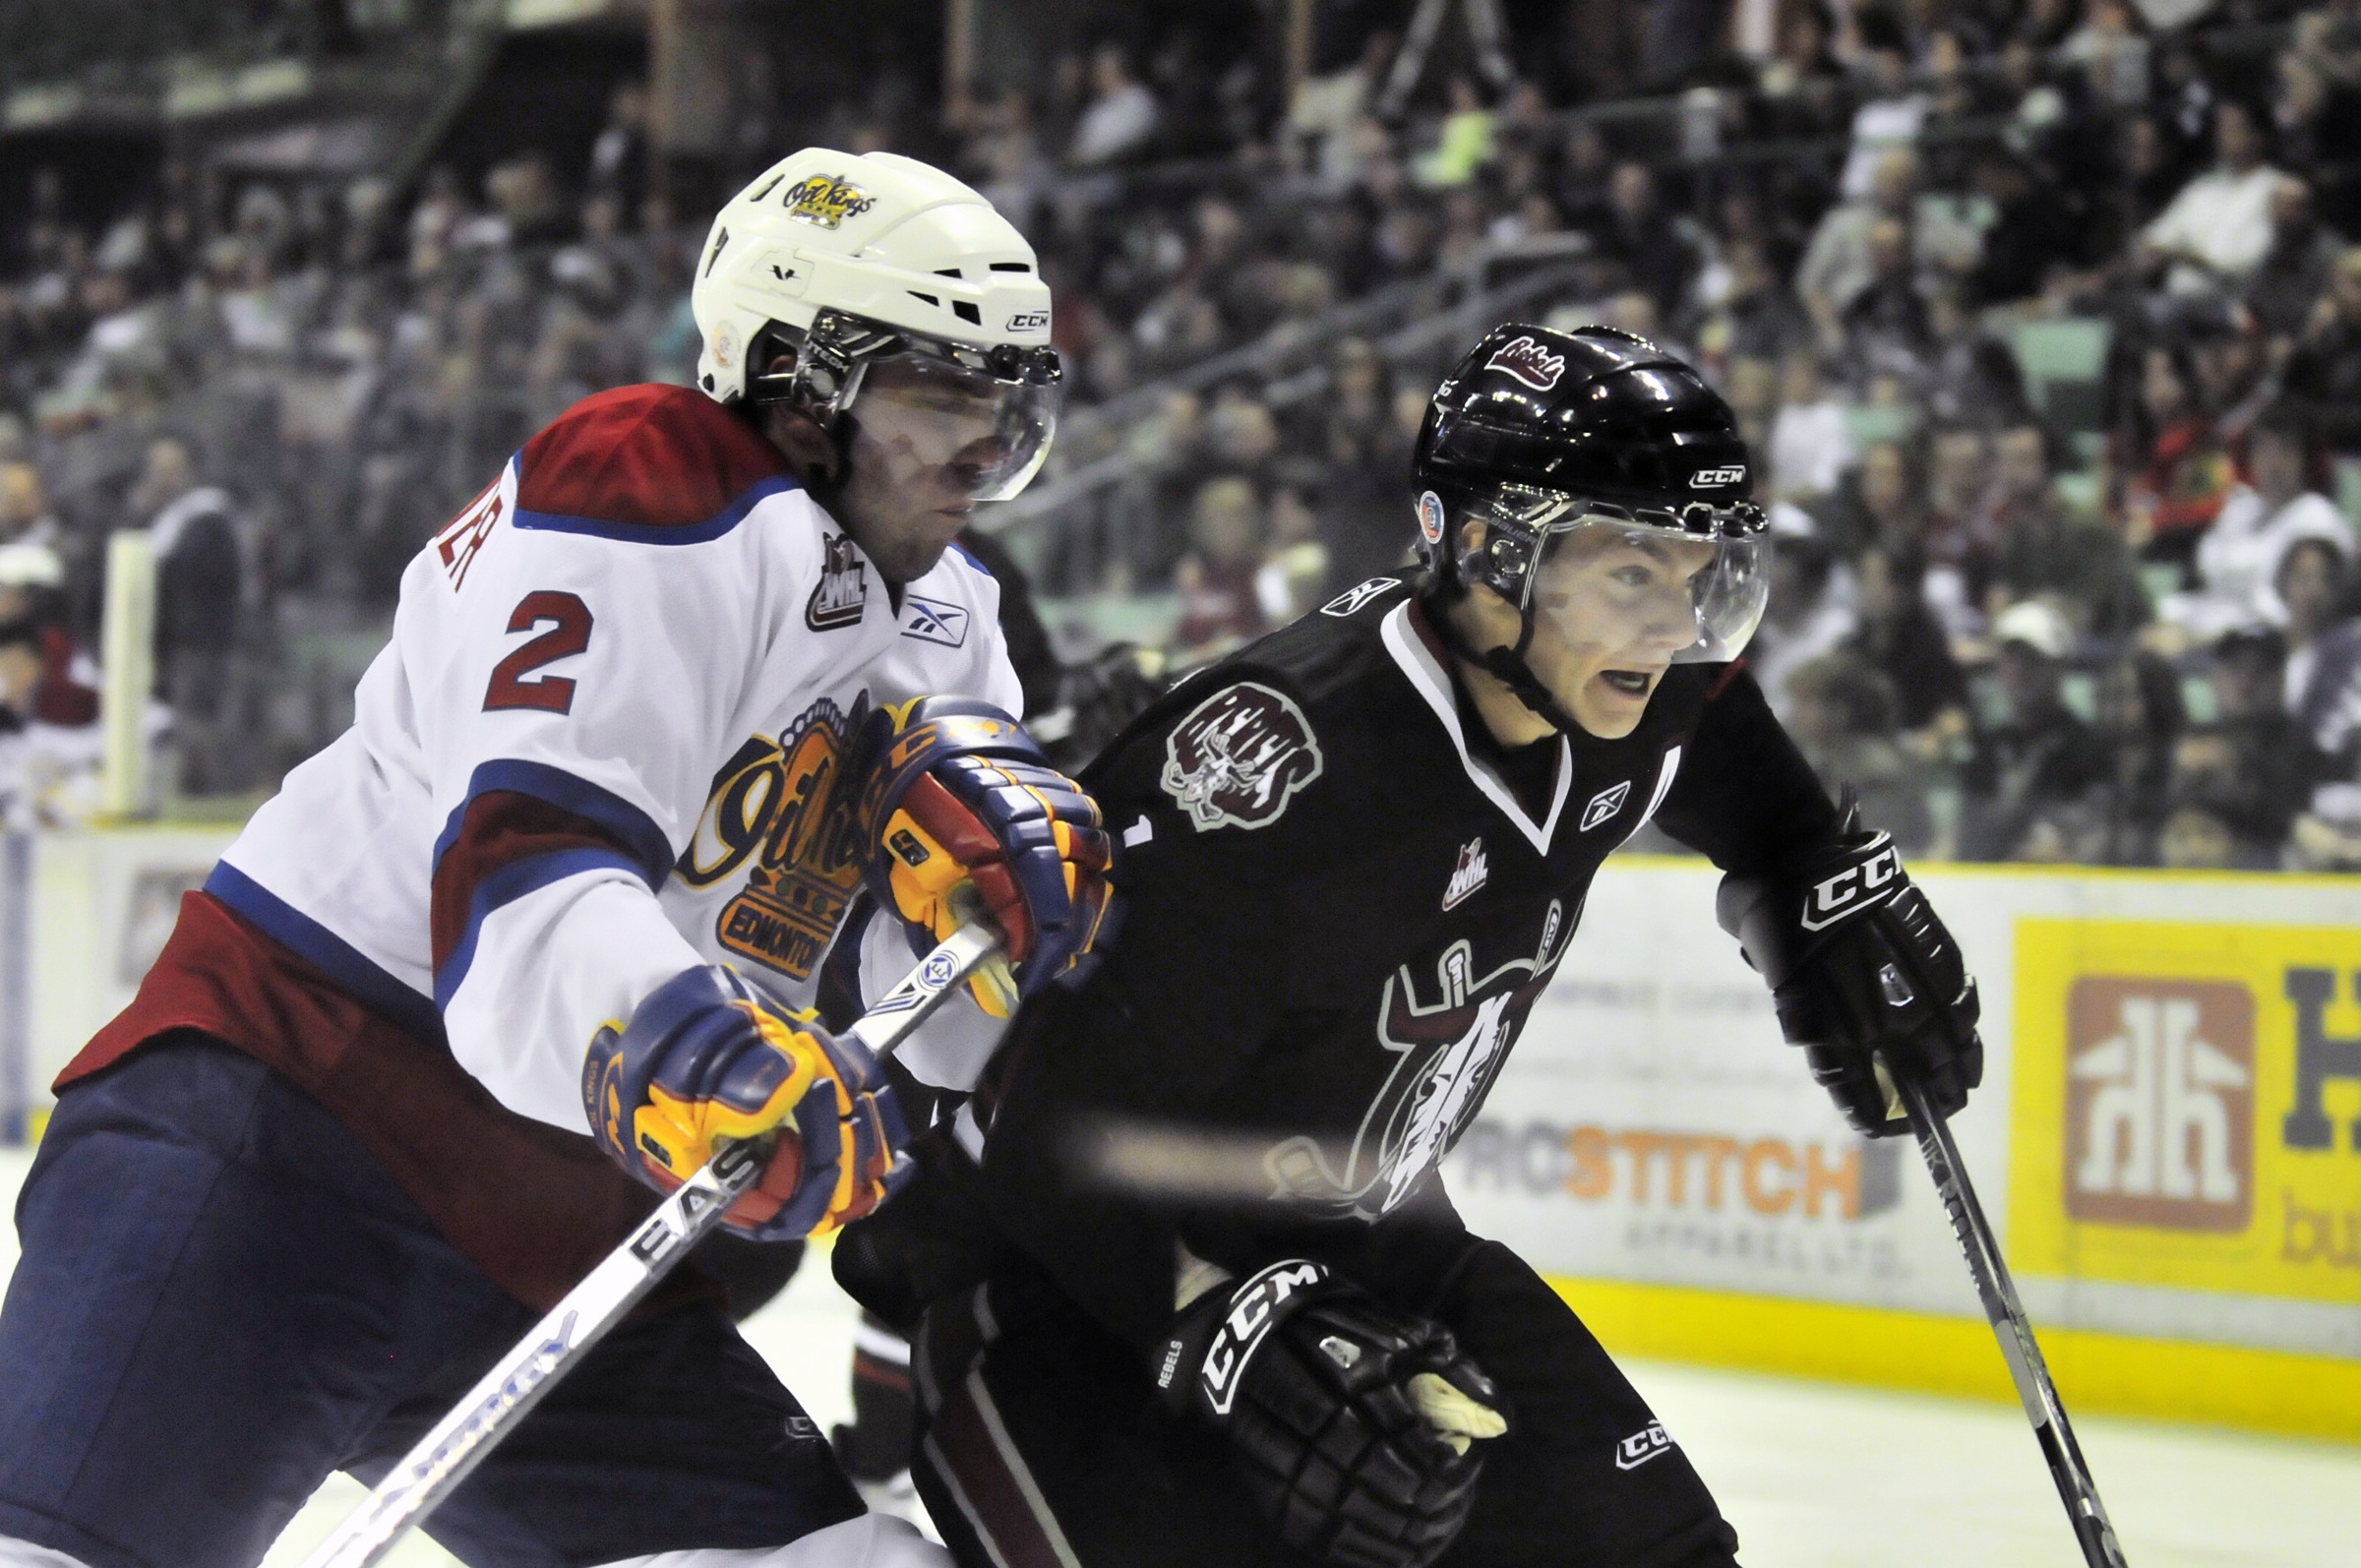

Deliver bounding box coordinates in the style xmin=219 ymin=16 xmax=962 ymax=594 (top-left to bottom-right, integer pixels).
xmin=515 ymin=384 xmax=794 ymax=530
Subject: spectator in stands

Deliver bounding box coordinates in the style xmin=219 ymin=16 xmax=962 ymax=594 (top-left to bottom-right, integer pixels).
xmin=1846 ymin=541 xmax=1969 ymax=747
xmin=1797 ymin=148 xmax=1979 ymax=353
xmin=1747 ymin=530 xmax=1855 ymax=716
xmin=1314 ymin=337 xmax=1409 ymax=586
xmin=1588 ymin=162 xmax=1699 ymax=323
xmin=1991 ymin=423 xmax=2142 ymax=633
xmin=2090 ymin=649 xmax=2187 ymax=865
xmin=1785 ymin=651 xmax=1935 ymax=853
xmin=1969 ymin=148 xmax=2074 ymax=305
xmin=2119 ymin=340 xmax=2235 ymax=578
xmin=1699 ymin=237 xmax=1813 ymax=372
xmin=2169 ymin=627 xmax=2326 ymax=865
xmin=1068 ymin=43 xmax=1160 ymax=167
xmin=1169 ymin=474 xmax=1266 ymax=657
xmin=2278 ymin=538 xmax=2361 ymax=753
xmin=129 ymin=434 xmax=243 ymax=795
xmin=2245 ymin=178 xmax=2343 ymax=346
xmin=2283 ymin=246 xmax=2361 ymax=456
xmin=1840 ymin=216 xmax=1936 ymax=389
xmin=2159 ymin=403 xmax=2351 ymax=641
xmin=1960 ymin=598 xmax=2110 ymax=860
xmin=2141 ymin=99 xmax=2287 ymax=290
xmin=1768 ymin=350 xmax=1853 ymax=501
xmin=1822 ymin=437 xmax=1924 ymax=560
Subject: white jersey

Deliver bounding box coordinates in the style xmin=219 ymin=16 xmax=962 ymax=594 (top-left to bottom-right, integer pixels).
xmin=210 ymin=384 xmax=1016 ymax=1135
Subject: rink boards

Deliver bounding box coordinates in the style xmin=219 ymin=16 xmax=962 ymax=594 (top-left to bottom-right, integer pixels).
xmin=5 ymin=829 xmax=2358 ymax=1442
xmin=1445 ymin=857 xmax=2361 ymax=1444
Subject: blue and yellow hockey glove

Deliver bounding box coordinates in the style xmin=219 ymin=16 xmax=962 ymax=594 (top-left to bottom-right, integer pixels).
xmin=582 ymin=964 xmax=907 ymax=1239
xmin=850 ymin=696 xmax=1112 ymax=1015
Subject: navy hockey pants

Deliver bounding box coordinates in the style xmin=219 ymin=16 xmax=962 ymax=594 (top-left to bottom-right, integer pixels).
xmin=0 ymin=1034 xmax=862 ymax=1568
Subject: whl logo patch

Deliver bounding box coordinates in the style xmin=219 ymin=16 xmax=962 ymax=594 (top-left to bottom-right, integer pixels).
xmin=806 ymin=533 xmax=869 ymax=631
xmin=1442 ymin=838 xmax=1488 ymax=910
xmin=2066 ymin=978 xmax=2254 ymax=1233
xmin=1486 ymin=333 xmax=1567 ymax=392
xmin=1615 ymin=1420 xmax=1675 ymax=1471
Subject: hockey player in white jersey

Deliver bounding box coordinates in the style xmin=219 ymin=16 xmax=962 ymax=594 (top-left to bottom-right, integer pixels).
xmin=0 ymin=150 xmax=1109 ymax=1568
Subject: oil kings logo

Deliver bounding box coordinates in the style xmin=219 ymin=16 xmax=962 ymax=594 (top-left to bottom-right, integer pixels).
xmin=2066 ymin=977 xmax=2254 ymax=1232
xmin=682 ymin=696 xmax=871 ymax=982
xmin=780 ymin=173 xmax=877 ymax=229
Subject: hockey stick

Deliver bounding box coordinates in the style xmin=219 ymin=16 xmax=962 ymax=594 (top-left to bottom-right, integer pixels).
xmin=299 ymin=921 xmax=1006 ymax=1568
xmin=1890 ymin=1066 xmax=2130 ymax=1568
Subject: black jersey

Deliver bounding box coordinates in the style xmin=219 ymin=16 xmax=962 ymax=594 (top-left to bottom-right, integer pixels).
xmin=918 ymin=574 xmax=1839 ymax=1353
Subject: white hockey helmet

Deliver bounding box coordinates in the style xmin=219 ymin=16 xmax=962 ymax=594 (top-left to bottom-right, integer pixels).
xmin=693 ymin=149 xmax=1061 ymax=502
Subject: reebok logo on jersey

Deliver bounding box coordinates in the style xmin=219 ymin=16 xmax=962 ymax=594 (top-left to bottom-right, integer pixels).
xmin=1161 ymin=683 xmax=1324 ymax=833
xmin=1321 ymin=576 xmax=1404 ymax=618
xmin=1614 ymin=1420 xmax=1676 ymax=1471
xmin=806 ymin=534 xmax=869 ymax=631
xmin=1442 ymin=838 xmax=1487 ymax=910
xmin=1485 ymin=333 xmax=1567 ymax=392
xmin=1580 ymin=780 xmax=1631 ymax=832
xmin=901 ymin=594 xmax=968 ymax=648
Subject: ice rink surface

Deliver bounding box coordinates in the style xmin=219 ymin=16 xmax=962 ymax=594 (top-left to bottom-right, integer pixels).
xmin=0 ymin=1149 xmax=2350 ymax=1567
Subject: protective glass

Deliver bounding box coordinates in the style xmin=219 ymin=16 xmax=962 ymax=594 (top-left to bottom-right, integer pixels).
xmin=840 ymin=347 xmax=1061 ymax=503
xmin=1523 ymin=511 xmax=1770 ymax=666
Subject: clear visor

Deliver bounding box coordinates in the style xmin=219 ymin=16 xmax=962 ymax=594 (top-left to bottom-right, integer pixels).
xmin=840 ymin=349 xmax=1061 ymax=504
xmin=1526 ymin=513 xmax=1770 ymax=666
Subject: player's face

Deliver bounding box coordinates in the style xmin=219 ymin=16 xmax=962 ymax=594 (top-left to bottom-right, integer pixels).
xmin=832 ymin=363 xmax=1002 ymax=582
xmin=832 ymin=353 xmax=1055 ymax=584
xmin=1525 ymin=525 xmax=1721 ymax=739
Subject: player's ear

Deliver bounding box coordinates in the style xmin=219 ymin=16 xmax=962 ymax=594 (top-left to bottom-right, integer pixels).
xmin=1458 ymin=516 xmax=1488 ymax=556
xmin=763 ymin=402 xmax=840 ymax=488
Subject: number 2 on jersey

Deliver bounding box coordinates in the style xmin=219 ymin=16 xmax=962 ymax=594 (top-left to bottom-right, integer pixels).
xmin=484 ymin=590 xmax=593 ymax=713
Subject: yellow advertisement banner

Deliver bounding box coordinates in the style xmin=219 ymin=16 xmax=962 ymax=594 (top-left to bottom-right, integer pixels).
xmin=2011 ymin=918 xmax=2361 ymax=1305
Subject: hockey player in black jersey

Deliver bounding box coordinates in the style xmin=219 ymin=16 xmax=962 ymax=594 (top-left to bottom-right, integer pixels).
xmin=838 ymin=324 xmax=1985 ymax=1568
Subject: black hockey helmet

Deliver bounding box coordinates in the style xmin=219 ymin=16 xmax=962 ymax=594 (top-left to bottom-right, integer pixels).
xmin=1410 ymin=324 xmax=1771 ymax=729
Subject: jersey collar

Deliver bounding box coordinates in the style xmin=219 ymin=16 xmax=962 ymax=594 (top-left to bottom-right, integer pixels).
xmin=1381 ymin=600 xmax=1571 ymax=854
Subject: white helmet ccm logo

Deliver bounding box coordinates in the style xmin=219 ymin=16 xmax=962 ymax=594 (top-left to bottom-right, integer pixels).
xmin=1690 ymin=465 xmax=1747 ymax=488
xmin=1007 ymin=310 xmax=1051 ymax=332
xmin=1799 ymin=838 xmax=1903 ymax=932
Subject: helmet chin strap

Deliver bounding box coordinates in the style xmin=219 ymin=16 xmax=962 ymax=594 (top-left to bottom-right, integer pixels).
xmin=1421 ymin=582 xmax=1585 ymax=736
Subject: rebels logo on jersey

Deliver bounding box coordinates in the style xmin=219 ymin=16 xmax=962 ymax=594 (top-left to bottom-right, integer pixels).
xmin=1160 ymin=683 xmax=1324 ymax=833
xmin=1267 ymin=903 xmax=1567 ymax=1220
xmin=679 ymin=695 xmax=870 ymax=980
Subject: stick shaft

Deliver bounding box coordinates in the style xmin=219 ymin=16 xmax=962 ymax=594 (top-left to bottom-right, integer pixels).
xmin=1895 ymin=1073 xmax=2129 ymax=1568
xmin=300 ymin=924 xmax=1002 ymax=1568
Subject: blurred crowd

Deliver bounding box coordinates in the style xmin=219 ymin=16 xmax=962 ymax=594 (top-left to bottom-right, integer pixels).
xmin=5 ymin=0 xmax=2361 ymax=874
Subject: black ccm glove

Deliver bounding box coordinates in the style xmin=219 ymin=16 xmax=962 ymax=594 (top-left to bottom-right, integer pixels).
xmin=1152 ymin=1260 xmax=1507 ymax=1568
xmin=1717 ymin=823 xmax=1983 ymax=1136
